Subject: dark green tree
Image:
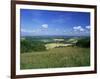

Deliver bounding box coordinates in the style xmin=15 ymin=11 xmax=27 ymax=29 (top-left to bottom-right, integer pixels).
xmin=21 ymin=39 xmax=46 ymax=53
xmin=76 ymin=38 xmax=90 ymax=48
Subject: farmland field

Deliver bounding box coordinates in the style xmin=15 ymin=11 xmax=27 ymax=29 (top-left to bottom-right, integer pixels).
xmin=20 ymin=46 xmax=90 ymax=69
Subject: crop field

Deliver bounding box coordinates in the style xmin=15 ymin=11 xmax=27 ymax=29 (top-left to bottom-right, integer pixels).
xmin=45 ymin=43 xmax=72 ymax=49
xmin=20 ymin=46 xmax=90 ymax=69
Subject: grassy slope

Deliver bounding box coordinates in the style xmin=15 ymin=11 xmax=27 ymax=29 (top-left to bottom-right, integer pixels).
xmin=20 ymin=47 xmax=90 ymax=69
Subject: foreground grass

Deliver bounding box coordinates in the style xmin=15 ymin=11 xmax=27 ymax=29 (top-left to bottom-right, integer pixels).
xmin=20 ymin=47 xmax=90 ymax=69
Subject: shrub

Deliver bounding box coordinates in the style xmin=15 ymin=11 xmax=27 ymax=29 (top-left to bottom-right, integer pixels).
xmin=21 ymin=39 xmax=46 ymax=53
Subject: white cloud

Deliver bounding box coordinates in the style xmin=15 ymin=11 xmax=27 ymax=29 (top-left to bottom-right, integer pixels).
xmin=86 ymin=26 xmax=90 ymax=29
xmin=73 ymin=26 xmax=81 ymax=30
xmin=80 ymin=28 xmax=85 ymax=32
xmin=42 ymin=24 xmax=48 ymax=29
xmin=73 ymin=26 xmax=85 ymax=32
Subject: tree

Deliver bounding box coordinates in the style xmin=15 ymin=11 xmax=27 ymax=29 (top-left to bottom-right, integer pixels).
xmin=21 ymin=39 xmax=46 ymax=53
xmin=76 ymin=38 xmax=90 ymax=48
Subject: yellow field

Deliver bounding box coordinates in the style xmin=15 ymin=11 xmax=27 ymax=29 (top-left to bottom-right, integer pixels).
xmin=45 ymin=43 xmax=72 ymax=49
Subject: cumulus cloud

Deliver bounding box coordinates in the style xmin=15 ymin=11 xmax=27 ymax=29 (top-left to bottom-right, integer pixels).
xmin=86 ymin=26 xmax=90 ymax=29
xmin=79 ymin=28 xmax=85 ymax=32
xmin=73 ymin=26 xmax=85 ymax=32
xmin=42 ymin=24 xmax=48 ymax=29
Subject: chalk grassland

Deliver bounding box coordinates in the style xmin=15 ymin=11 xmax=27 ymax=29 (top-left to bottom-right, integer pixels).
xmin=20 ymin=47 xmax=90 ymax=69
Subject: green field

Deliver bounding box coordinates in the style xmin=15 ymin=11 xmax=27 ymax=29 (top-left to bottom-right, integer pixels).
xmin=20 ymin=46 xmax=90 ymax=69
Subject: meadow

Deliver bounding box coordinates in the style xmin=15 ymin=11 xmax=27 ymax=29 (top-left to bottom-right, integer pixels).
xmin=20 ymin=46 xmax=90 ymax=69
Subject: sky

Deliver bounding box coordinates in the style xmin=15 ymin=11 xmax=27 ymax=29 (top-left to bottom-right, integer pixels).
xmin=20 ymin=9 xmax=90 ymax=36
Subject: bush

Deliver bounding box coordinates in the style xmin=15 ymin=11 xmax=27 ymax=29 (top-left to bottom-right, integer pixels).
xmin=21 ymin=39 xmax=46 ymax=53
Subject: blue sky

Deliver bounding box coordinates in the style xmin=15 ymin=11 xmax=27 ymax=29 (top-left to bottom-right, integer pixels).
xmin=20 ymin=9 xmax=90 ymax=36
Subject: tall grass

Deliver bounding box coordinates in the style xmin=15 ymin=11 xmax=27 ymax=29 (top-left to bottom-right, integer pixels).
xmin=20 ymin=47 xmax=90 ymax=69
